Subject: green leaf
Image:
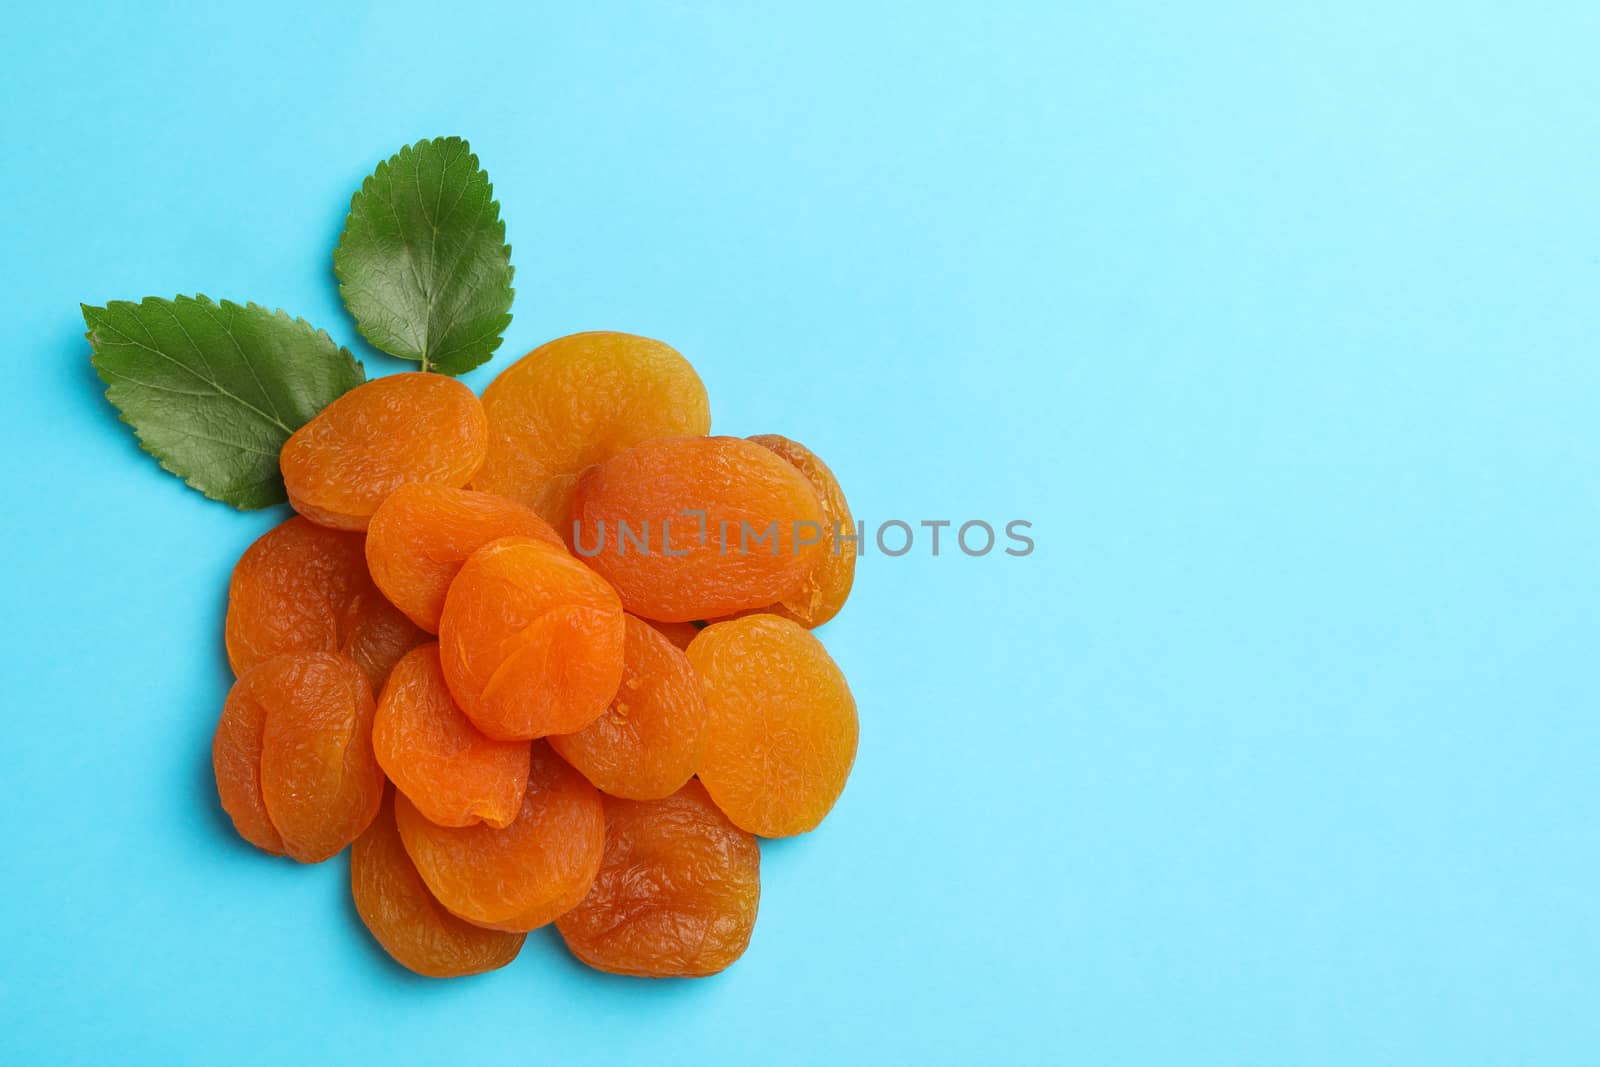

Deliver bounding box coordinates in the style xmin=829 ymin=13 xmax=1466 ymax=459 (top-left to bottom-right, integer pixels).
xmin=84 ymin=296 xmax=366 ymax=509
xmin=334 ymin=137 xmax=515 ymax=375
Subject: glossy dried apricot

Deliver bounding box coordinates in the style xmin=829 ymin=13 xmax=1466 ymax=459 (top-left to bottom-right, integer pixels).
xmin=572 ymin=436 xmax=826 ymax=622
xmin=366 ymin=483 xmax=562 ymax=632
xmin=374 ymin=643 xmax=530 ymax=828
xmin=213 ymin=651 xmax=384 ymax=862
xmin=394 ymin=742 xmax=604 ymax=931
xmin=688 ymin=615 xmax=858 ymax=837
xmin=474 ymin=332 xmax=711 ymax=530
xmin=281 ymin=372 xmax=488 ymax=530
xmin=556 ymin=780 xmax=760 ymax=977
xmin=550 ymin=615 xmax=705 ymax=800
xmin=352 ymin=791 xmax=526 ymax=978
xmin=439 ymin=536 xmax=625 ymax=739
xmin=225 ymin=516 xmax=422 ymax=692
xmin=745 ymin=434 xmax=856 ymax=627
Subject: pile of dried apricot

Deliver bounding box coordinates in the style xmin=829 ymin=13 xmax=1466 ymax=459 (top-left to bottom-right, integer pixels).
xmin=212 ymin=331 xmax=859 ymax=980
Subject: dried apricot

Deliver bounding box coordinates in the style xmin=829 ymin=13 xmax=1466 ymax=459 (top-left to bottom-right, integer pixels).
xmin=374 ymin=643 xmax=530 ymax=828
xmin=473 ymin=332 xmax=711 ymax=529
xmin=366 ymin=483 xmax=563 ymax=632
xmin=648 ymin=620 xmax=703 ymax=651
xmin=572 ymin=436 xmax=826 ymax=622
xmin=225 ymin=516 xmax=422 ymax=692
xmin=438 ymin=536 xmax=625 ymax=739
xmin=688 ymin=615 xmax=858 ymax=837
xmin=550 ymin=615 xmax=705 ymax=800
xmin=213 ymin=651 xmax=384 ymax=862
xmin=343 ymin=592 xmax=428 ymax=695
xmin=212 ymin=671 xmax=284 ymax=856
xmin=281 ymin=372 xmax=488 ymax=530
xmin=556 ymin=780 xmax=760 ymax=977
xmin=351 ymin=791 xmax=526 ymax=978
xmin=745 ymin=434 xmax=856 ymax=627
xmin=394 ymin=742 xmax=604 ymax=931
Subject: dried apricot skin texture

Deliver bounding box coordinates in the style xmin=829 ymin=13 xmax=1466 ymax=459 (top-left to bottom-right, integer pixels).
xmin=439 ymin=536 xmax=626 ymax=739
xmin=341 ymin=588 xmax=427 ymax=694
xmin=550 ymin=615 xmax=706 ymax=801
xmin=366 ymin=483 xmax=563 ymax=632
xmin=225 ymin=516 xmax=422 ymax=692
xmin=474 ymin=332 xmax=711 ymax=527
xmin=352 ymin=792 xmax=526 ymax=978
xmin=688 ymin=615 xmax=859 ymax=837
xmin=556 ymin=780 xmax=760 ymax=978
xmin=281 ymin=372 xmax=489 ymax=531
xmin=394 ymin=742 xmax=605 ymax=932
xmin=213 ymin=678 xmax=285 ymax=856
xmin=572 ymin=436 xmax=827 ymax=622
xmin=374 ymin=643 xmax=531 ymax=829
xmin=225 ymin=517 xmax=365 ymax=675
xmin=214 ymin=651 xmax=385 ymax=863
xmin=745 ymin=434 xmax=856 ymax=627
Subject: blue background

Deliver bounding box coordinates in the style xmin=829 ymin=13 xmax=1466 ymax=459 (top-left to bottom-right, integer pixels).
xmin=2 ymin=2 xmax=1597 ymax=1063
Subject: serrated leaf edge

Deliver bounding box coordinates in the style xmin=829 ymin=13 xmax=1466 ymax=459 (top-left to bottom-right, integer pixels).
xmin=332 ymin=136 xmax=515 ymax=376
xmin=83 ymin=295 xmax=366 ymax=510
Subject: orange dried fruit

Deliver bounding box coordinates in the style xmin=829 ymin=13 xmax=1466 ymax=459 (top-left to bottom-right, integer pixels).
xmin=211 ymin=674 xmax=284 ymax=857
xmin=556 ymin=780 xmax=760 ymax=978
xmin=225 ymin=516 xmax=422 ymax=692
xmin=745 ymin=434 xmax=856 ymax=627
xmin=374 ymin=643 xmax=531 ymax=829
xmin=394 ymin=742 xmax=605 ymax=931
xmin=366 ymin=483 xmax=563 ymax=632
xmin=281 ymin=372 xmax=488 ymax=530
xmin=647 ymin=619 xmax=703 ymax=651
xmin=687 ymin=615 xmax=858 ymax=837
xmin=343 ymin=594 xmax=428 ymax=696
xmin=439 ymin=536 xmax=625 ymax=740
xmin=213 ymin=651 xmax=384 ymax=862
xmin=473 ymin=332 xmax=711 ymax=531
xmin=572 ymin=436 xmax=826 ymax=622
xmin=550 ymin=615 xmax=705 ymax=800
xmin=351 ymin=791 xmax=526 ymax=978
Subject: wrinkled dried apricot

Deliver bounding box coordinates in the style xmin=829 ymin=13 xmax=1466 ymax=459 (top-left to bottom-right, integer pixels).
xmin=439 ymin=536 xmax=625 ymax=739
xmin=473 ymin=332 xmax=711 ymax=529
xmin=688 ymin=615 xmax=858 ymax=837
xmin=745 ymin=434 xmax=856 ymax=627
xmin=343 ymin=594 xmax=428 ymax=696
xmin=394 ymin=742 xmax=604 ymax=931
xmin=556 ymin=780 xmax=760 ymax=977
xmin=213 ymin=651 xmax=384 ymax=862
xmin=212 ymin=672 xmax=284 ymax=856
xmin=366 ymin=483 xmax=562 ymax=632
xmin=550 ymin=615 xmax=705 ymax=800
xmin=281 ymin=372 xmax=488 ymax=530
xmin=204 ymin=326 xmax=863 ymax=980
xmin=572 ymin=436 xmax=826 ymax=622
xmin=374 ymin=643 xmax=530 ymax=828
xmin=225 ymin=516 xmax=422 ymax=692
xmin=352 ymin=791 xmax=526 ymax=978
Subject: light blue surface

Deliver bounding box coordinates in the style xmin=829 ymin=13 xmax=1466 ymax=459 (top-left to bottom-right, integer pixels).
xmin=3 ymin=2 xmax=1598 ymax=1063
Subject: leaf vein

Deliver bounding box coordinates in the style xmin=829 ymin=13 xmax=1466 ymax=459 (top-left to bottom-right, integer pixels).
xmin=95 ymin=310 xmax=294 ymax=435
